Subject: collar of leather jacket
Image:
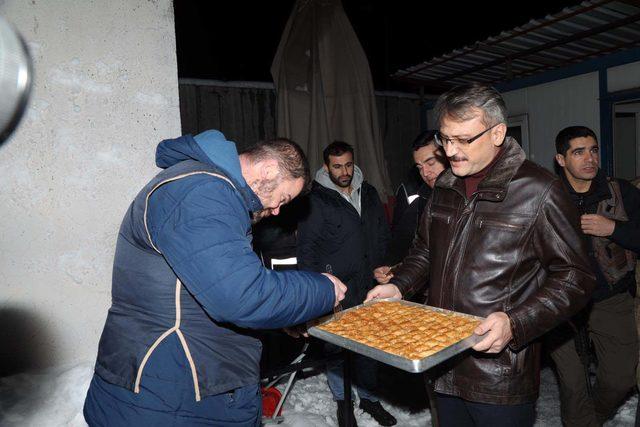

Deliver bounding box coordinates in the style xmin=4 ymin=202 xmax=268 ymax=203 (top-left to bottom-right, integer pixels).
xmin=417 ymin=182 xmax=432 ymax=199
xmin=435 ymin=136 xmax=526 ymax=201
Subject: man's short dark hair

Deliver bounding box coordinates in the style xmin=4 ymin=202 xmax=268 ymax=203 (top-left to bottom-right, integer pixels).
xmin=323 ymin=141 xmax=354 ymax=165
xmin=412 ymin=130 xmax=437 ymax=151
xmin=434 ymin=82 xmax=507 ymax=127
xmin=242 ymin=138 xmax=310 ymax=188
xmin=555 ymin=126 xmax=598 ymax=156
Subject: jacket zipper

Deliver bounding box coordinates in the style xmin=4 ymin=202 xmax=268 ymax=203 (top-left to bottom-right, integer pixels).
xmin=449 ymin=200 xmax=477 ymax=311
xmin=439 ymin=191 xmax=475 ymax=391
xmin=439 ymin=190 xmax=469 ymax=308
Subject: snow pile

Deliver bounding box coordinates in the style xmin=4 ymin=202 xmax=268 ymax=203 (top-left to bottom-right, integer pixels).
xmin=272 ymin=366 xmax=431 ymax=427
xmin=0 ymin=362 xmax=635 ymax=426
xmin=0 ymin=362 xmax=93 ymax=427
xmin=274 ymin=366 xmax=636 ymax=427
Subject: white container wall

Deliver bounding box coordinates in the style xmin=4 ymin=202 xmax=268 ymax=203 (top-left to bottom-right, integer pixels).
xmin=608 ymin=61 xmax=640 ymax=93
xmin=502 ymin=72 xmax=600 ymax=171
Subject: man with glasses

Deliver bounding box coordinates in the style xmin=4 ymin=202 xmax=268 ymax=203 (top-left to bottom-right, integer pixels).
xmin=366 ymin=83 xmax=595 ymax=427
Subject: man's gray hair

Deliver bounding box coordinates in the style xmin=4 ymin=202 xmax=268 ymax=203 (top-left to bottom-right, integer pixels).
xmin=241 ymin=138 xmax=311 ymax=189
xmin=434 ymin=83 xmax=507 ymax=127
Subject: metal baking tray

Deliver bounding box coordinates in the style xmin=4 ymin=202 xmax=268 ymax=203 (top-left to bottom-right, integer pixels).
xmin=308 ymin=298 xmax=484 ymax=373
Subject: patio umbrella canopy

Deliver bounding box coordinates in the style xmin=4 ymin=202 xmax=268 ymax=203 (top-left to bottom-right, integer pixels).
xmin=272 ymin=0 xmax=392 ymax=196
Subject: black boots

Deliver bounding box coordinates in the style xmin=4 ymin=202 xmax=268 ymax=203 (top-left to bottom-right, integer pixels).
xmin=359 ymin=398 xmax=397 ymax=426
xmin=337 ymin=399 xmax=397 ymax=426
xmin=337 ymin=400 xmax=358 ymax=427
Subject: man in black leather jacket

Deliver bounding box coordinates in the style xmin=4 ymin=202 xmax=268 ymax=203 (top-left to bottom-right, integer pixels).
xmin=367 ymin=84 xmax=595 ymax=427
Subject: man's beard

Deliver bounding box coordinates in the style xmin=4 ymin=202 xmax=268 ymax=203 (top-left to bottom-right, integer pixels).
xmin=251 ymin=209 xmax=271 ymax=224
xmin=329 ymin=172 xmax=353 ymax=188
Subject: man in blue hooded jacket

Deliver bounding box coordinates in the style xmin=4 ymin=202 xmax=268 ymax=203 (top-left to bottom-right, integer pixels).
xmin=83 ymin=130 xmax=347 ymax=426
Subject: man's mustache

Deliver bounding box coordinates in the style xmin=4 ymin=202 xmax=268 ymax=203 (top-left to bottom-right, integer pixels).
xmin=448 ymin=155 xmax=467 ymax=162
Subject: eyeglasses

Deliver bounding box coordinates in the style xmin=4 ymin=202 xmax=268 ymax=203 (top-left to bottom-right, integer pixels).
xmin=434 ymin=123 xmax=499 ymax=147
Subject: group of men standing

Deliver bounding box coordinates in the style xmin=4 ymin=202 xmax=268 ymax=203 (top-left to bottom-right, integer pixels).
xmin=82 ymin=82 xmax=640 ymax=427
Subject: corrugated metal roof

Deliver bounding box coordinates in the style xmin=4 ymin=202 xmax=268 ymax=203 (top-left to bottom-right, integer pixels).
xmin=393 ymin=0 xmax=640 ymax=91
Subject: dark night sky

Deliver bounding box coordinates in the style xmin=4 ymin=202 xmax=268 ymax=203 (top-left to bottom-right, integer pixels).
xmin=173 ymin=0 xmax=582 ymax=92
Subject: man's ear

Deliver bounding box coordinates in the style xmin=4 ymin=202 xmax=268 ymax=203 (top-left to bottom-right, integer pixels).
xmin=492 ymin=123 xmax=507 ymax=147
xmin=555 ymin=153 xmax=566 ymax=168
xmin=323 ymin=163 xmax=329 ymax=172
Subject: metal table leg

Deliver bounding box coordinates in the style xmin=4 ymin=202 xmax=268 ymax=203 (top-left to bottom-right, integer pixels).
xmin=343 ymin=350 xmax=353 ymax=427
xmin=424 ymin=374 xmax=439 ymax=427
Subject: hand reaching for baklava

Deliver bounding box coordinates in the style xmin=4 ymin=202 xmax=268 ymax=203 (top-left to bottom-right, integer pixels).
xmin=373 ymin=266 xmax=393 ymax=284
xmin=364 ymin=284 xmax=402 ymax=302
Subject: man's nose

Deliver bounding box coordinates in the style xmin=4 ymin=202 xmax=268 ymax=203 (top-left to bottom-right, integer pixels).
xmin=443 ymin=143 xmax=457 ymax=158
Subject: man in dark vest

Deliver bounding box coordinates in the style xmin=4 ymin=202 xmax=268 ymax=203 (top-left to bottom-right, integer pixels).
xmin=551 ymin=125 xmax=640 ymax=427
xmin=83 ymin=130 xmax=347 ymax=426
xmin=297 ymin=141 xmax=394 ymax=427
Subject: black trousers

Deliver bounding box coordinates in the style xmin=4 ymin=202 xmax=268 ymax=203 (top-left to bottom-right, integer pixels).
xmin=550 ymin=292 xmax=638 ymax=426
xmin=435 ymin=393 xmax=535 ymax=427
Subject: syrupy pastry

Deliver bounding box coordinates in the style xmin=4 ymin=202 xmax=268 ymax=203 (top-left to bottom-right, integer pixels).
xmin=317 ymin=301 xmax=480 ymax=360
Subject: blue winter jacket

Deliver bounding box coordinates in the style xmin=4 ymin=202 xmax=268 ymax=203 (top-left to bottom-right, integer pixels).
xmin=92 ymin=130 xmax=335 ymax=401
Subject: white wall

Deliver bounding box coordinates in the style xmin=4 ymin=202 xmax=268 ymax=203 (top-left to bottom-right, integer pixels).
xmin=608 ymin=60 xmax=640 ymax=93
xmin=502 ymin=72 xmax=600 ymax=171
xmin=614 ymin=101 xmax=640 ymax=179
xmin=0 ymin=1 xmax=181 ymax=370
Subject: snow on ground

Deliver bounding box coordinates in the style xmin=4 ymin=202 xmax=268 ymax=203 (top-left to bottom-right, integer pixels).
xmin=0 ymin=362 xmax=636 ymax=426
xmin=0 ymin=362 xmax=93 ymax=427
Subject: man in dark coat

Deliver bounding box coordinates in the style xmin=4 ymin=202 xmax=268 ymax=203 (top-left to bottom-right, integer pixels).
xmin=550 ymin=126 xmax=640 ymax=427
xmin=83 ymin=130 xmax=347 ymax=426
xmin=297 ymin=141 xmax=394 ymax=427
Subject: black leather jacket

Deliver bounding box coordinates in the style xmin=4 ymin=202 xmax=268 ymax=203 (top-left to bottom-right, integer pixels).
xmin=392 ymin=138 xmax=595 ymax=404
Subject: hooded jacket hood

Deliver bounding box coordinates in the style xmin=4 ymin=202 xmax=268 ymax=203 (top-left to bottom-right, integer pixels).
xmin=155 ymin=129 xmax=262 ymax=212
xmin=315 ymin=165 xmax=364 ymax=215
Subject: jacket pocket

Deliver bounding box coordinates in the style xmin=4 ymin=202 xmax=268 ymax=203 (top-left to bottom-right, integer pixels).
xmin=431 ymin=210 xmax=452 ymax=224
xmin=498 ymin=347 xmax=525 ymax=376
xmin=475 ymin=217 xmax=526 ymax=232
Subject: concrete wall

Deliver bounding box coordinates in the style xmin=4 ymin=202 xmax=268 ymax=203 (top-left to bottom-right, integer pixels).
xmin=0 ymin=1 xmax=181 ymax=372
